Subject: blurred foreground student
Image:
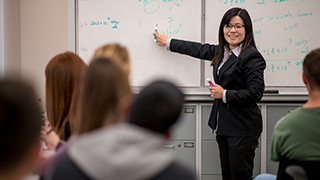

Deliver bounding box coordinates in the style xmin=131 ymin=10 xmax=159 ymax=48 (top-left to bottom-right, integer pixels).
xmin=254 ymin=49 xmax=320 ymax=180
xmin=47 ymin=80 xmax=195 ymax=180
xmin=0 ymin=80 xmax=42 ymax=180
xmin=35 ymin=51 xmax=87 ymax=177
xmin=44 ymin=51 xmax=87 ymax=142
xmin=40 ymin=44 xmax=132 ymax=175
xmin=128 ymin=81 xmax=196 ymax=180
xmin=46 ymin=57 xmax=132 ymax=179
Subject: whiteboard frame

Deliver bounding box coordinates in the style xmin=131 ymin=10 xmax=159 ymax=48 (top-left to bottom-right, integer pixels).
xmin=0 ymin=0 xmax=6 ymax=78
xmin=69 ymin=0 xmax=308 ymax=95
xmin=68 ymin=0 xmax=76 ymax=52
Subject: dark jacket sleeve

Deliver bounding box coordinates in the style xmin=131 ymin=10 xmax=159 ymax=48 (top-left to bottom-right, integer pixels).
xmin=170 ymin=39 xmax=219 ymax=61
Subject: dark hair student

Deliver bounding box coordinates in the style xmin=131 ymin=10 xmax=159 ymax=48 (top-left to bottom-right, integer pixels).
xmin=0 ymin=80 xmax=42 ymax=180
xmin=153 ymin=7 xmax=266 ymax=180
xmin=129 ymin=80 xmax=184 ymax=134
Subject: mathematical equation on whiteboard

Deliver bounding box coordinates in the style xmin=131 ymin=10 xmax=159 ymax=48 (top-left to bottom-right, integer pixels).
xmin=79 ymin=17 xmax=120 ymax=29
xmin=252 ymin=10 xmax=313 ymax=36
xmin=252 ymin=7 xmax=313 ymax=59
xmin=80 ymin=18 xmax=181 ymax=36
xmin=137 ymin=0 xmax=186 ymax=14
xmin=257 ymin=37 xmax=312 ymax=57
xmin=265 ymin=59 xmax=303 ymax=74
xmin=79 ymin=0 xmax=187 ymax=35
xmin=79 ymin=0 xmax=315 ymax=76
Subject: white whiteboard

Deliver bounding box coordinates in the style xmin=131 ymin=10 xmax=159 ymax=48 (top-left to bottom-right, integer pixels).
xmin=205 ymin=0 xmax=319 ymax=87
xmin=77 ymin=0 xmax=201 ymax=87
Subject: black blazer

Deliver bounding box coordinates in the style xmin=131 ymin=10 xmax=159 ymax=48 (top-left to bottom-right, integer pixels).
xmin=170 ymin=39 xmax=266 ymax=136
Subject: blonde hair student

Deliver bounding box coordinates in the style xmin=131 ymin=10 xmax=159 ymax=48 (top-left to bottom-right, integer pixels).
xmin=91 ymin=43 xmax=131 ymax=77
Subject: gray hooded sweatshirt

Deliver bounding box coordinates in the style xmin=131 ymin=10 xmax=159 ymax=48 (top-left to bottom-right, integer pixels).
xmin=62 ymin=124 xmax=195 ymax=180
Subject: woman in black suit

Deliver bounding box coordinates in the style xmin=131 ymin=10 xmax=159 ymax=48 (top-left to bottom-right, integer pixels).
xmin=153 ymin=7 xmax=266 ymax=180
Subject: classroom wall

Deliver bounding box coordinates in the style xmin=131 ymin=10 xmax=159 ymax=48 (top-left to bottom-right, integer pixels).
xmin=20 ymin=0 xmax=69 ymax=109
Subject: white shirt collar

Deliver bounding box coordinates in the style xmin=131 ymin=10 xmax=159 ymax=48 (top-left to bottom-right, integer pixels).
xmin=224 ymin=44 xmax=243 ymax=57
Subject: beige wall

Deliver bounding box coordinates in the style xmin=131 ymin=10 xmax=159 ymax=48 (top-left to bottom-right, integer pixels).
xmin=20 ymin=0 xmax=69 ymax=110
xmin=4 ymin=0 xmax=20 ymax=78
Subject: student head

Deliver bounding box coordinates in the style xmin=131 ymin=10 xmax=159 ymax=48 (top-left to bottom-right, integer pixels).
xmin=76 ymin=56 xmax=132 ymax=135
xmin=129 ymin=80 xmax=184 ymax=136
xmin=91 ymin=43 xmax=131 ymax=77
xmin=0 ymin=80 xmax=42 ymax=179
xmin=302 ymin=48 xmax=320 ymax=91
xmin=213 ymin=7 xmax=256 ymax=65
xmin=45 ymin=51 xmax=87 ymax=140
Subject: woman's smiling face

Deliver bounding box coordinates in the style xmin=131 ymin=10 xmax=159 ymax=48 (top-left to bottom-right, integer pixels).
xmin=224 ymin=15 xmax=246 ymax=50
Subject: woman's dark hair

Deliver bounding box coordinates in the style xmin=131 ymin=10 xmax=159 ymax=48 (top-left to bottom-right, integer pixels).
xmin=212 ymin=7 xmax=257 ymax=66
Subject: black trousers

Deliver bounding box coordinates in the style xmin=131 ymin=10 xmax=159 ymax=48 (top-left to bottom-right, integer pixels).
xmin=216 ymin=135 xmax=260 ymax=180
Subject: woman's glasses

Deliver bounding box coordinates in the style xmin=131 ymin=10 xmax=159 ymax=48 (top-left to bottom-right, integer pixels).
xmin=223 ymin=24 xmax=245 ymax=30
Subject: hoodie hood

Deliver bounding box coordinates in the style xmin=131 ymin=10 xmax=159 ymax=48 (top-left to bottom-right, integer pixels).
xmin=68 ymin=123 xmax=175 ymax=180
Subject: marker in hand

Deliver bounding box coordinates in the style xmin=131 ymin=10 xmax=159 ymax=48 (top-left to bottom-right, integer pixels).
xmin=154 ymin=24 xmax=158 ymax=42
xmin=206 ymin=78 xmax=215 ymax=87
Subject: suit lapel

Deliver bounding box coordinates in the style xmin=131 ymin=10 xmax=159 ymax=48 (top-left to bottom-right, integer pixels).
xmin=213 ymin=59 xmax=220 ymax=84
xmin=218 ymin=54 xmax=237 ymax=82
